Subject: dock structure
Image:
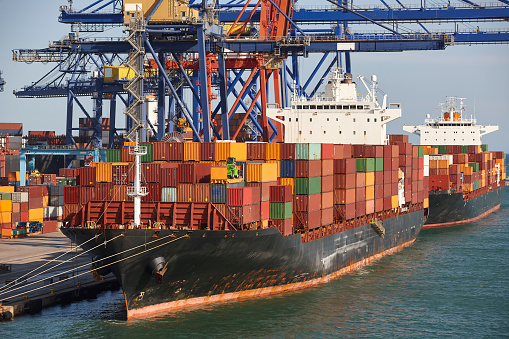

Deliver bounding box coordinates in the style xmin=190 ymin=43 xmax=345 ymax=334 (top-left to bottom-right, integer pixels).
xmin=0 ymin=232 xmax=119 ymax=319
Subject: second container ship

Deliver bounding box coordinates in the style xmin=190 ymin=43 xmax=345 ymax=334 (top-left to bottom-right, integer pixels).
xmin=58 ymin=70 xmax=427 ymax=319
xmin=404 ymin=97 xmax=506 ymax=228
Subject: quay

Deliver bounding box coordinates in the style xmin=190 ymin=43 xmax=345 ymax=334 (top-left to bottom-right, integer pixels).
xmin=0 ymin=231 xmax=119 ymax=320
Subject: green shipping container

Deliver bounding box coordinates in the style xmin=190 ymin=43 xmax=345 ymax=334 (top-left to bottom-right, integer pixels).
xmin=375 ymin=158 xmax=384 ymax=172
xmin=295 ymin=143 xmax=321 ymax=160
xmin=418 ymin=146 xmax=424 ymax=158
xmin=0 ymin=193 xmax=11 ymax=200
xmin=140 ymin=143 xmax=153 ymax=163
xmin=461 ymin=145 xmax=469 ymax=154
xmin=269 ymin=202 xmax=293 ymax=219
xmin=438 ymin=145 xmax=448 ymax=154
xmin=106 ymin=149 xmax=122 ymax=163
xmin=481 ymin=144 xmax=488 ymax=152
xmin=468 ymin=163 xmax=479 ymax=172
xmin=295 ymin=177 xmax=321 ymax=195
xmin=356 ymin=158 xmax=375 ymax=172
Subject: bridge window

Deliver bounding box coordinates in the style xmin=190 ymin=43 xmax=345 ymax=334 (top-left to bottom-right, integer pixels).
xmin=310 ymin=105 xmax=316 ymax=109
xmin=317 ymin=105 xmax=323 ymax=109
xmin=297 ymin=105 xmax=302 ymax=109
xmin=357 ymin=105 xmax=363 ymax=110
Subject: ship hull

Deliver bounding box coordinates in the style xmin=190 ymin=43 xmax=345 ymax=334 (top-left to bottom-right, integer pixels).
xmin=61 ymin=210 xmax=423 ymax=319
xmin=424 ymin=186 xmax=505 ymax=228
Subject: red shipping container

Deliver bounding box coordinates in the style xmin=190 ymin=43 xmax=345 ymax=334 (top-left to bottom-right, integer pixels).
xmin=392 ymin=170 xmax=399 ymax=183
xmin=20 ymin=211 xmax=29 ymax=222
xmin=178 ymin=183 xmax=193 ymax=202
xmin=334 ymin=203 xmax=355 ymax=221
xmin=356 ymin=201 xmax=366 ymax=217
xmin=21 ymin=202 xmax=28 ymax=211
xmin=391 ymin=145 xmax=399 ymax=158
xmin=121 ymin=146 xmax=135 ymax=162
xmin=78 ymin=167 xmax=97 ymax=187
xmin=375 ymin=172 xmax=383 ymax=185
xmin=192 ymin=183 xmax=210 ymax=203
xmin=294 ymin=194 xmax=321 ymax=212
xmin=375 ymin=184 xmax=384 ymax=199
xmin=168 ymin=143 xmax=184 ymax=161
xmin=269 ymin=185 xmax=293 ymax=203
xmin=356 ymin=172 xmax=365 ymax=187
xmin=418 ymin=157 xmax=424 ymax=169
xmin=79 ymin=186 xmax=95 ymax=205
xmin=412 ymin=157 xmax=419 ymax=168
xmin=334 ymin=188 xmax=355 ymax=205
xmin=333 ymin=144 xmax=345 ymax=159
xmin=247 ymin=143 xmax=266 ymax=160
xmin=295 ymin=160 xmax=321 ymax=178
xmin=228 ymin=204 xmax=261 ymax=224
xmin=375 ymin=145 xmax=384 ymax=158
xmin=95 ymin=182 xmax=112 ymax=201
xmin=389 ymin=134 xmax=409 ymax=143
xmin=321 ymin=175 xmax=334 ymax=192
xmin=321 ymin=159 xmax=334 ymax=176
xmin=64 ymin=186 xmax=80 ymax=204
xmin=353 ymin=145 xmax=376 ymax=158
xmin=247 ymin=181 xmax=275 ymax=202
xmin=383 ymin=183 xmax=392 ymax=198
xmin=59 ymin=168 xmax=76 ymax=178
xmin=43 ymin=174 xmax=56 ymax=184
xmin=366 ymin=199 xmax=375 ymax=214
xmin=383 ymin=196 xmax=392 ymax=210
xmin=261 ymin=201 xmax=270 ymax=220
xmin=200 ymin=142 xmax=215 ymax=161
xmin=411 ymin=192 xmax=418 ymax=204
xmin=43 ymin=220 xmax=58 ymax=234
xmin=321 ymin=191 xmax=334 ymax=209
xmin=418 ymin=180 xmax=424 ymax=192
xmin=141 ymin=183 xmax=161 ymax=202
xmin=334 ymin=158 xmax=356 ymax=174
xmin=412 ymin=181 xmax=418 ymax=193
xmin=334 ymin=173 xmax=355 ymax=189
xmin=12 ymin=203 xmax=20 ymax=213
xmin=178 ymin=163 xmax=212 ymax=183
xmin=112 ymin=164 xmax=129 ymax=185
xmin=142 ymin=163 xmax=161 ymax=183
xmin=356 ymin=187 xmax=366 ymax=202
xmin=293 ymin=210 xmax=321 ymax=230
xmin=160 ymin=166 xmax=178 ymax=187
xmin=321 ymin=208 xmax=333 ymax=226
xmin=391 ymin=183 xmax=398 ymax=195
xmin=11 ymin=212 xmax=21 ymax=223
xmin=17 ymin=185 xmax=47 ymax=198
xmin=280 ymin=143 xmax=295 ymax=160
xmin=28 ymin=177 xmax=42 ymax=186
xmin=418 ymin=191 xmax=425 ymax=202
xmin=321 ymin=143 xmax=334 ymax=160
xmin=227 ymin=187 xmax=259 ymax=206
xmin=152 ymin=142 xmax=169 ymax=161
xmin=112 ymin=185 xmax=128 ymax=201
xmin=272 ymin=218 xmax=293 ymax=236
xmin=375 ymin=198 xmax=384 ymax=212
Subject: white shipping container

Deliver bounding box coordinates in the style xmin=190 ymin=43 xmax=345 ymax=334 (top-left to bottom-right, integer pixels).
xmin=44 ymin=206 xmax=59 ymax=219
xmin=11 ymin=192 xmax=29 ymax=203
xmin=161 ymin=187 xmax=177 ymax=202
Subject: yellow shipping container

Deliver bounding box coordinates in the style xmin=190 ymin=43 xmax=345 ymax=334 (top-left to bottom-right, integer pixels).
xmin=1 ymin=228 xmax=12 ymax=238
xmin=438 ymin=160 xmax=449 ymax=169
xmin=91 ymin=162 xmax=113 ymax=182
xmin=423 ymin=198 xmax=429 ymax=209
xmin=0 ymin=211 xmax=12 ymax=224
xmin=123 ymin=0 xmax=200 ymax=24
xmin=246 ymin=163 xmax=278 ymax=182
xmin=0 ymin=200 xmax=12 ymax=213
xmin=104 ymin=65 xmax=135 ymax=83
xmin=43 ymin=196 xmax=49 ymax=207
xmin=463 ymin=183 xmax=473 ymax=193
xmin=261 ymin=219 xmax=269 ymax=228
xmin=280 ymin=178 xmax=295 ymax=194
xmin=184 ymin=142 xmax=200 ymax=161
xmin=391 ymin=195 xmax=399 ymax=209
xmin=0 ymin=186 xmax=14 ymax=193
xmin=8 ymin=171 xmax=20 ymax=181
xmin=366 ymin=186 xmax=374 ymax=200
xmin=266 ymin=160 xmax=280 ymax=179
xmin=429 ymin=160 xmax=438 ymax=169
xmin=266 ymin=143 xmax=280 ymax=160
xmin=211 ymin=166 xmax=228 ymax=181
xmin=29 ymin=208 xmax=44 ymax=221
xmin=464 ymin=166 xmax=473 ymax=175
xmin=215 ymin=142 xmax=247 ymax=162
xmin=365 ymin=172 xmax=375 ymax=186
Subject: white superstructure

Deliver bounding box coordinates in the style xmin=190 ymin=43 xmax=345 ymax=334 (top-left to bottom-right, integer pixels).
xmin=403 ymin=97 xmax=498 ymax=145
xmin=266 ymin=69 xmax=401 ymax=145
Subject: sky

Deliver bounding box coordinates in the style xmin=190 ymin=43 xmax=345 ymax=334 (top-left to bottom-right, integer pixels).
xmin=0 ymin=0 xmax=508 ymax=151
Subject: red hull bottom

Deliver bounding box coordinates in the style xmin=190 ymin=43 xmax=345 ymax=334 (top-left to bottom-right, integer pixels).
xmin=126 ymin=238 xmax=416 ymax=320
xmin=423 ymin=204 xmax=501 ymax=229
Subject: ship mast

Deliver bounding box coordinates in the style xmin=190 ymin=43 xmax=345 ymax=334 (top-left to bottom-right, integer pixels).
xmin=127 ymin=135 xmax=148 ymax=227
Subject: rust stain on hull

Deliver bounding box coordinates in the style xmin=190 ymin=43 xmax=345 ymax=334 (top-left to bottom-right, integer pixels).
xmin=424 ymin=204 xmax=500 ymax=229
xmin=126 ymin=239 xmax=417 ymax=320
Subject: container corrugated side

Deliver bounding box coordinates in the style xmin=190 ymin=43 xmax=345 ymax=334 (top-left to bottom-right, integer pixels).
xmin=161 ymin=187 xmax=177 ymax=202
xmin=269 ymin=202 xmax=292 ymax=219
xmin=91 ymin=162 xmax=112 ymax=182
xmin=295 ymin=143 xmax=321 ymax=160
xmin=294 ymin=177 xmax=321 ymax=195
xmin=153 ymin=142 xmax=170 ymax=161
xmin=211 ymin=184 xmax=227 ymax=204
xmin=184 ymin=142 xmax=200 ymax=161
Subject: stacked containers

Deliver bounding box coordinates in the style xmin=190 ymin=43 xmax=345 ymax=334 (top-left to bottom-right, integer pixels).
xmin=227 ymin=186 xmax=261 ymax=225
xmin=269 ymin=185 xmax=293 ymax=235
xmin=321 ymin=144 xmax=334 ymax=226
xmin=245 ymin=161 xmax=277 ymax=226
xmin=294 ymin=143 xmax=322 ymax=230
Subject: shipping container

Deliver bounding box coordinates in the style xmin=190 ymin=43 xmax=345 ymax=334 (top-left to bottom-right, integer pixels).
xmin=295 ymin=143 xmax=321 ymax=160
xmin=265 ymin=143 xmax=280 ymax=160
xmin=178 ymin=163 xmax=212 ymax=183
xmin=321 ymin=208 xmax=334 ymax=226
xmin=247 ymin=142 xmax=266 ymax=160
xmin=321 ymin=175 xmax=334 ymax=192
xmin=294 ymin=194 xmax=321 ymax=212
xmin=293 ymin=210 xmax=321 ymax=230
xmin=64 ymin=186 xmax=80 ymax=204
xmin=295 ymin=160 xmax=321 ymax=178
xmin=269 ymin=202 xmax=292 ymax=219
xmin=295 ymin=177 xmax=321 ymax=195
xmin=280 ymin=143 xmax=295 ymax=160
xmin=227 ymin=186 xmax=260 ymax=206
xmin=152 ymin=142 xmax=170 ymax=161
xmin=228 ymin=204 xmax=261 ymax=224
xmin=321 ymin=191 xmax=334 ymax=209
xmin=321 ymin=144 xmax=334 ymax=160
xmin=272 ymin=218 xmax=292 ymax=236
xmin=184 ymin=142 xmax=200 ymax=161
xmin=280 ymin=160 xmax=295 ymax=178
xmin=106 ymin=149 xmax=122 ymax=163
xmin=334 ymin=203 xmax=355 ymax=221
xmin=246 ymin=163 xmax=278 ymax=182
xmin=78 ymin=166 xmax=97 ymax=186
xmin=321 ymin=159 xmax=334 ymax=176
xmin=168 ymin=143 xmax=184 ymax=161
xmin=211 ymin=184 xmax=227 ymax=204
xmin=246 ymin=181 xmax=276 ymax=202
xmin=334 ymin=158 xmax=356 ymax=174
xmin=200 ymin=142 xmax=215 ymax=161
xmin=269 ymin=185 xmax=292 ymax=203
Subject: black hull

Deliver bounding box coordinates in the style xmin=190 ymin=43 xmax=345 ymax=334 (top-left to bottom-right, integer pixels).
xmin=61 ymin=210 xmax=423 ymax=318
xmin=424 ymin=186 xmax=505 ymax=227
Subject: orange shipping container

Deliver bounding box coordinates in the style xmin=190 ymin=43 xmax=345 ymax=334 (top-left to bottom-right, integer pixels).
xmin=391 ymin=195 xmax=399 ymax=209
xmin=365 ymin=172 xmax=375 ymax=186
xmin=246 ymin=163 xmax=278 ymax=182
xmin=438 ymin=160 xmax=449 ymax=169
xmin=211 ymin=166 xmax=228 ymax=181
xmin=43 ymin=196 xmax=49 ymax=207
xmin=215 ymin=142 xmax=247 ymax=162
xmin=91 ymin=162 xmax=113 ymax=182
xmin=366 ymin=186 xmax=375 ymax=200
xmin=0 ymin=200 xmax=12 ymax=212
xmin=0 ymin=186 xmax=14 ymax=193
xmin=184 ymin=142 xmax=200 ymax=161
xmin=265 ymin=143 xmax=280 ymax=160
xmin=429 ymin=160 xmax=438 ymax=169
xmin=0 ymin=212 xmax=11 ymax=224
xmin=29 ymin=208 xmax=44 ymax=221
xmin=279 ymin=178 xmax=294 ymax=194
xmin=8 ymin=171 xmax=20 ymax=181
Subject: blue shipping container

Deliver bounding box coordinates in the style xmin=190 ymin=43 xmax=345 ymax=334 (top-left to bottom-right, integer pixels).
xmin=280 ymin=160 xmax=295 ymax=178
xmin=211 ymin=184 xmax=227 ymax=204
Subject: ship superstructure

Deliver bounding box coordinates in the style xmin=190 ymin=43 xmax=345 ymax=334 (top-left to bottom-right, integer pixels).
xmin=403 ymin=97 xmax=498 ymax=145
xmin=267 ymin=69 xmax=401 ymax=145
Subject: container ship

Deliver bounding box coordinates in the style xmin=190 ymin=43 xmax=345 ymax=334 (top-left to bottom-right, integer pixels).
xmin=403 ymin=97 xmax=506 ymax=228
xmin=1 ymin=70 xmax=426 ymax=319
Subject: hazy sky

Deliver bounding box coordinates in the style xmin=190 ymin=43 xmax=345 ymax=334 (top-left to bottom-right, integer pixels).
xmin=1 ymin=1 xmax=508 ymax=151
